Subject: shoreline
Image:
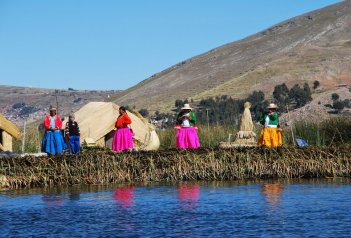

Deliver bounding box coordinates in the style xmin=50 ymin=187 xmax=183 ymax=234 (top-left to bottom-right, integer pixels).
xmin=1 ymin=146 xmax=351 ymax=189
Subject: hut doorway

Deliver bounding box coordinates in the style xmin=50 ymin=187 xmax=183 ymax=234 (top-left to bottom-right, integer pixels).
xmin=0 ymin=129 xmax=3 ymax=146
xmin=104 ymin=130 xmax=115 ymax=149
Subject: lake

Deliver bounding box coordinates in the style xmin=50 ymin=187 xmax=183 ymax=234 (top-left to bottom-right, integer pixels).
xmin=1 ymin=179 xmax=350 ymax=237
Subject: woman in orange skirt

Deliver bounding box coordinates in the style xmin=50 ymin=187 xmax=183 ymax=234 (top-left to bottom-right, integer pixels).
xmin=257 ymin=103 xmax=282 ymax=147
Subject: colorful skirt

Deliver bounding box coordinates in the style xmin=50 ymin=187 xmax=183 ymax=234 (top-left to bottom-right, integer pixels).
xmin=41 ymin=130 xmax=67 ymax=154
xmin=257 ymin=127 xmax=282 ymax=148
xmin=68 ymin=135 xmax=80 ymax=154
xmin=176 ymin=127 xmax=200 ymax=149
xmin=112 ymin=128 xmax=134 ymax=152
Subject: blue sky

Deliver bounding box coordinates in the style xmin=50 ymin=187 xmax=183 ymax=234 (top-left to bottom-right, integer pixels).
xmin=0 ymin=0 xmax=342 ymax=90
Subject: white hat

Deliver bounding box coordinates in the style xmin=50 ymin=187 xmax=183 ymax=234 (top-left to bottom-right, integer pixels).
xmin=181 ymin=103 xmax=192 ymax=110
xmin=267 ymin=103 xmax=278 ymax=109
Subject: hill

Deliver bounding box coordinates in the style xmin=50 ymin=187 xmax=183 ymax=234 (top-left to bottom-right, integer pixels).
xmin=0 ymin=86 xmax=119 ymax=125
xmin=111 ymin=1 xmax=351 ymax=116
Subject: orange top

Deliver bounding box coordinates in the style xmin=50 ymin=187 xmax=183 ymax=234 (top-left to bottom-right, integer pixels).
xmin=115 ymin=113 xmax=132 ymax=128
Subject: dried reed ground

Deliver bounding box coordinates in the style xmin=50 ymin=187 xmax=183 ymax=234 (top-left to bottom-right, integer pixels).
xmin=1 ymin=146 xmax=351 ymax=189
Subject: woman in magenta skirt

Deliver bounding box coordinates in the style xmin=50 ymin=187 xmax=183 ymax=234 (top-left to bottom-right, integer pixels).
xmin=112 ymin=106 xmax=134 ymax=152
xmin=175 ymin=104 xmax=200 ymax=149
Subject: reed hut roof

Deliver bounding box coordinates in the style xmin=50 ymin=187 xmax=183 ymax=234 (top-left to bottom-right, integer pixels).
xmin=63 ymin=102 xmax=160 ymax=150
xmin=0 ymin=114 xmax=21 ymax=139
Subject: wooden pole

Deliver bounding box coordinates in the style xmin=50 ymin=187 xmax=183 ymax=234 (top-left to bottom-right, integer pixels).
xmin=287 ymin=105 xmax=295 ymax=145
xmin=206 ymin=109 xmax=210 ymax=131
xmin=22 ymin=120 xmax=26 ymax=153
xmin=55 ymin=93 xmax=59 ymax=115
xmin=228 ymin=133 xmax=232 ymax=142
xmin=37 ymin=127 xmax=41 ymax=153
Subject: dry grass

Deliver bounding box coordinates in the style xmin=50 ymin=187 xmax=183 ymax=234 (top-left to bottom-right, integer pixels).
xmin=1 ymin=146 xmax=351 ymax=189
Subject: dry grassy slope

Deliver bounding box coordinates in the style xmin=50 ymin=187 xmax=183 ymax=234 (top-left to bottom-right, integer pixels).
xmin=0 ymin=86 xmax=118 ymax=125
xmin=112 ymin=1 xmax=351 ymax=113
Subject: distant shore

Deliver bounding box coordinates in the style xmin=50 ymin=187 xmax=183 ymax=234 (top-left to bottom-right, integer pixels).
xmin=1 ymin=146 xmax=351 ymax=189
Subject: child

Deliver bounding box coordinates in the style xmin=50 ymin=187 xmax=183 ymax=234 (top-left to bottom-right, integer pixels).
xmin=65 ymin=113 xmax=80 ymax=154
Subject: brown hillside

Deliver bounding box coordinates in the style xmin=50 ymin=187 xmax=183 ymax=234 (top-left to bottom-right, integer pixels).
xmin=0 ymin=86 xmax=119 ymax=125
xmin=111 ymin=1 xmax=351 ymax=113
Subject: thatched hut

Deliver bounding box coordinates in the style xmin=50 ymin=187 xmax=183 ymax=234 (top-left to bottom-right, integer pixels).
xmin=0 ymin=114 xmax=21 ymax=152
xmin=63 ymin=102 xmax=160 ymax=150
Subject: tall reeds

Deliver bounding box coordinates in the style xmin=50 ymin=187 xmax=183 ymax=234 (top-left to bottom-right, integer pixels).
xmin=13 ymin=125 xmax=43 ymax=153
xmin=283 ymin=117 xmax=351 ymax=146
xmin=158 ymin=124 xmax=240 ymax=149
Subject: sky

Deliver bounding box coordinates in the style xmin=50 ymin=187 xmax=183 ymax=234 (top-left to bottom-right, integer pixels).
xmin=0 ymin=0 xmax=343 ymax=91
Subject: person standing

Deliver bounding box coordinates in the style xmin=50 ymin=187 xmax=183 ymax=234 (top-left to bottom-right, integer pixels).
xmin=257 ymin=103 xmax=282 ymax=148
xmin=112 ymin=106 xmax=134 ymax=152
xmin=175 ymin=104 xmax=200 ymax=149
xmin=41 ymin=106 xmax=66 ymax=154
xmin=65 ymin=113 xmax=80 ymax=154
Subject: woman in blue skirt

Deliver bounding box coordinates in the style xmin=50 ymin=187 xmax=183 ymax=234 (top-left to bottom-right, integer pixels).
xmin=41 ymin=106 xmax=66 ymax=155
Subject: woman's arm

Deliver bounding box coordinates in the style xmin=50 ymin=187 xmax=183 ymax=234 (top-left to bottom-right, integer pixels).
xmin=176 ymin=113 xmax=183 ymax=124
xmin=269 ymin=113 xmax=278 ymax=121
xmin=43 ymin=117 xmax=50 ymax=130
xmin=56 ymin=116 xmax=63 ymax=129
xmin=189 ymin=111 xmax=196 ymax=123
xmin=123 ymin=114 xmax=132 ymax=126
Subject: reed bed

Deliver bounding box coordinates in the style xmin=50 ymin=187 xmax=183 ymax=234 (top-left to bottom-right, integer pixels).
xmin=1 ymin=146 xmax=351 ymax=189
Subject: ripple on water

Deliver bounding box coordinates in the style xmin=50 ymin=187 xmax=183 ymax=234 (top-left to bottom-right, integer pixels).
xmin=0 ymin=179 xmax=351 ymax=237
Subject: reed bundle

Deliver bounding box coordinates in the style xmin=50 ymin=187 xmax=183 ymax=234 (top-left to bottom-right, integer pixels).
xmin=1 ymin=145 xmax=351 ymax=189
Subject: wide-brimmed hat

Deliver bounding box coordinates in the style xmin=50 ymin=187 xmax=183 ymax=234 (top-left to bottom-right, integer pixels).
xmin=49 ymin=106 xmax=57 ymax=111
xmin=267 ymin=103 xmax=278 ymax=109
xmin=181 ymin=103 xmax=192 ymax=110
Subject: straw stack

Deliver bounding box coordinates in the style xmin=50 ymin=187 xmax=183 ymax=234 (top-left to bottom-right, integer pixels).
xmin=219 ymin=102 xmax=256 ymax=148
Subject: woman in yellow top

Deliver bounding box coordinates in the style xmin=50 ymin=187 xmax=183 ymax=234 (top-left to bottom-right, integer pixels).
xmin=257 ymin=103 xmax=282 ymax=147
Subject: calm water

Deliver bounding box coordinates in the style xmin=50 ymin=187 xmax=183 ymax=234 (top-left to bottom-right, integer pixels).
xmin=1 ymin=179 xmax=351 ymax=237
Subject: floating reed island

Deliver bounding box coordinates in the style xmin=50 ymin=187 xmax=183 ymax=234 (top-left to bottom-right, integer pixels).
xmin=1 ymin=146 xmax=351 ymax=189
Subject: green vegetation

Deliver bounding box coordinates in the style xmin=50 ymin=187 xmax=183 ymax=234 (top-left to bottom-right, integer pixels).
xmin=313 ymin=80 xmax=320 ymax=89
xmin=273 ymin=82 xmax=312 ymax=113
xmin=13 ymin=125 xmax=43 ymax=153
xmin=148 ymin=82 xmax=313 ymax=127
xmin=329 ymin=93 xmax=350 ymax=113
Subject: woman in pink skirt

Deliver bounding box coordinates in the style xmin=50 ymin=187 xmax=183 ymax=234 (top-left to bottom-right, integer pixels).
xmin=175 ymin=104 xmax=200 ymax=149
xmin=112 ymin=106 xmax=134 ymax=152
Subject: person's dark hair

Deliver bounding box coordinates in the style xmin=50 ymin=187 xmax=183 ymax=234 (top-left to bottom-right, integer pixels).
xmin=119 ymin=106 xmax=127 ymax=112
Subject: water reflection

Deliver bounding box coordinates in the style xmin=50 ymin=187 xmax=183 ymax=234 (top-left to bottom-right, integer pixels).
xmin=113 ymin=186 xmax=135 ymax=207
xmin=68 ymin=189 xmax=80 ymax=201
xmin=0 ymin=180 xmax=350 ymax=237
xmin=261 ymin=182 xmax=284 ymax=208
xmin=41 ymin=194 xmax=64 ymax=207
xmin=177 ymin=184 xmax=200 ymax=210
xmin=112 ymin=186 xmax=136 ymax=235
